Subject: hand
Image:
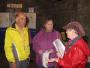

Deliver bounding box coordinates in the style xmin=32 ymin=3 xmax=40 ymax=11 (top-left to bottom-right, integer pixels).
xmin=39 ymin=50 xmax=43 ymax=54
xmin=57 ymin=52 xmax=62 ymax=58
xmin=49 ymin=49 xmax=54 ymax=53
xmin=48 ymin=58 xmax=56 ymax=62
xmin=55 ymin=58 xmax=59 ymax=62
xmin=48 ymin=58 xmax=59 ymax=62
xmin=11 ymin=63 xmax=16 ymax=68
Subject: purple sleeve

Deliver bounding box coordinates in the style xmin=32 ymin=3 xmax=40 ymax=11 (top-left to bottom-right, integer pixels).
xmin=32 ymin=37 xmax=41 ymax=54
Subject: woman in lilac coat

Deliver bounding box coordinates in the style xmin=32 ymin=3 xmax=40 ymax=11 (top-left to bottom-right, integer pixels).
xmin=32 ymin=19 xmax=60 ymax=68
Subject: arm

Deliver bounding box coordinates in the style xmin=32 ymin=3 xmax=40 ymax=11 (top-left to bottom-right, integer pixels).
xmin=32 ymin=37 xmax=42 ymax=54
xmin=4 ymin=29 xmax=15 ymax=62
xmin=79 ymin=40 xmax=90 ymax=56
xmin=58 ymin=46 xmax=87 ymax=67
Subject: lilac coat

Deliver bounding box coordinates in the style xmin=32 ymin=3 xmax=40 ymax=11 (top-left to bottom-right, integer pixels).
xmin=32 ymin=29 xmax=59 ymax=67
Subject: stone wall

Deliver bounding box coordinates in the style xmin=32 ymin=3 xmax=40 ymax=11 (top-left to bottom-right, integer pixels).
xmin=77 ymin=0 xmax=90 ymax=46
xmin=35 ymin=0 xmax=90 ymax=46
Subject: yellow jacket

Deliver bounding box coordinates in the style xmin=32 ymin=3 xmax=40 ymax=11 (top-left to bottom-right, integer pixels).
xmin=4 ymin=24 xmax=30 ymax=62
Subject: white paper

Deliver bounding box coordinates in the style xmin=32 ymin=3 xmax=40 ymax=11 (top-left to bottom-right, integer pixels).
xmin=42 ymin=51 xmax=50 ymax=68
xmin=53 ymin=39 xmax=65 ymax=58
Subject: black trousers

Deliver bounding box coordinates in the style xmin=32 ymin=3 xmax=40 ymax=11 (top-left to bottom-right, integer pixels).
xmin=9 ymin=59 xmax=29 ymax=68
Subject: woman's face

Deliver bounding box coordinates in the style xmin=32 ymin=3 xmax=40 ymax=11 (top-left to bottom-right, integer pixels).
xmin=16 ymin=13 xmax=26 ymax=28
xmin=66 ymin=29 xmax=77 ymax=40
xmin=44 ymin=20 xmax=53 ymax=32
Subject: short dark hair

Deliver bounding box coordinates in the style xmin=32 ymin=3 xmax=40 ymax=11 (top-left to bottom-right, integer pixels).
xmin=15 ymin=12 xmax=25 ymax=18
xmin=43 ymin=18 xmax=54 ymax=28
xmin=44 ymin=18 xmax=53 ymax=24
xmin=25 ymin=16 xmax=29 ymax=26
xmin=63 ymin=21 xmax=85 ymax=37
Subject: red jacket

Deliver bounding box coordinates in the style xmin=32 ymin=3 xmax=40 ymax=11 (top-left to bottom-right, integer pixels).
xmin=58 ymin=38 xmax=90 ymax=68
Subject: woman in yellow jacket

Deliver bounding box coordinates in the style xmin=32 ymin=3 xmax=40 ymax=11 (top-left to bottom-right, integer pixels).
xmin=4 ymin=12 xmax=30 ymax=68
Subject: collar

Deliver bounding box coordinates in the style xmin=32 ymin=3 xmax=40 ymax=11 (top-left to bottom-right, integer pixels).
xmin=11 ymin=23 xmax=27 ymax=30
xmin=69 ymin=36 xmax=81 ymax=46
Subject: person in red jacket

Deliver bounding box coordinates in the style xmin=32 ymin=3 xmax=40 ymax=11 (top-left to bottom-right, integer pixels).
xmin=49 ymin=21 xmax=90 ymax=68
